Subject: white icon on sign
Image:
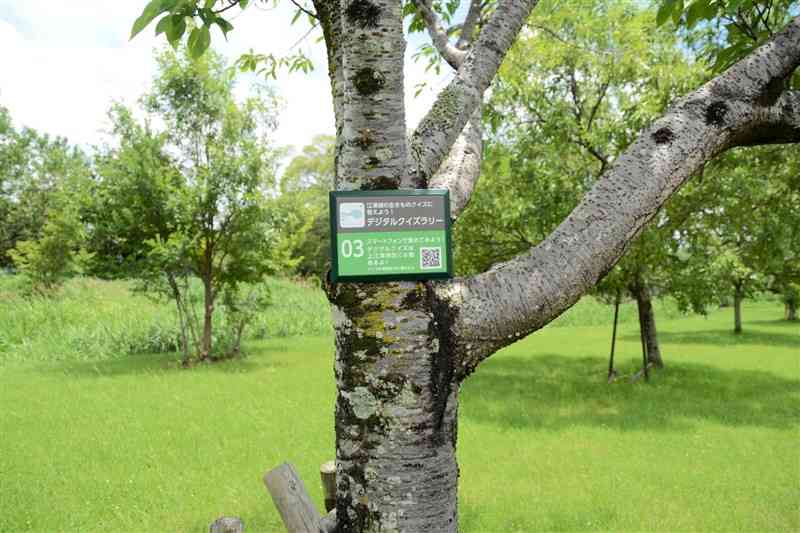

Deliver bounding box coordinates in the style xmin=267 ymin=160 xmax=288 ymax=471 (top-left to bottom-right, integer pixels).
xmin=340 ymin=202 xmax=366 ymax=228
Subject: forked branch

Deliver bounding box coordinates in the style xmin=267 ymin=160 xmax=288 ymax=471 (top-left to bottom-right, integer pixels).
xmin=433 ymin=16 xmax=800 ymax=379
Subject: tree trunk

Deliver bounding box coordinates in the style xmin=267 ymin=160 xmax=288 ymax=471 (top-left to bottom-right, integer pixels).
xmin=786 ymin=299 xmax=797 ymax=321
xmin=632 ymin=283 xmax=663 ymax=369
xmin=303 ymin=6 xmax=800 ymax=531
xmin=328 ymin=282 xmax=459 ymax=533
xmin=202 ymin=275 xmax=214 ymax=358
xmin=734 ymin=283 xmax=744 ymax=334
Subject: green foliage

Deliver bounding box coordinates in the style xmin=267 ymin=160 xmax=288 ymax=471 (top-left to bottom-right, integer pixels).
xmin=7 ymin=200 xmax=91 ymax=296
xmin=131 ymin=0 xmax=250 ymax=52
xmin=133 ymin=0 xmax=318 ymax=78
xmin=0 ymin=276 xmax=331 ymax=365
xmin=235 ymin=48 xmax=315 ymax=80
xmin=91 ymin=47 xmax=287 ymax=362
xmin=1 ymin=298 xmax=796 ymax=531
xmin=655 ymin=0 xmax=800 ymax=85
xmin=0 ymin=107 xmax=91 ymax=271
xmin=272 ymin=134 xmax=335 ymax=279
xmin=678 ymin=145 xmax=800 ymax=308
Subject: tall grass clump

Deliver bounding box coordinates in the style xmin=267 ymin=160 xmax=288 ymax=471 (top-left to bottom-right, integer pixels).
xmin=0 ymin=275 xmax=333 ymax=365
xmin=0 ymin=277 xmax=177 ymax=364
xmin=250 ymin=277 xmax=333 ymax=338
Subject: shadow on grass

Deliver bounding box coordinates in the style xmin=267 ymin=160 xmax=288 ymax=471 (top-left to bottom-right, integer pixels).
xmin=461 ymin=354 xmax=800 ymax=432
xmin=47 ymin=346 xmax=290 ymax=378
xmin=746 ymin=318 xmax=800 ymax=327
xmin=620 ymin=328 xmax=799 ymax=348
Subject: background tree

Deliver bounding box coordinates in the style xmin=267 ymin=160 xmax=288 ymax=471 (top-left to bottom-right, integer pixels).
xmin=679 ymin=145 xmax=800 ymax=332
xmin=273 ymin=134 xmax=335 ymax=279
xmin=0 ymin=105 xmax=92 ymax=289
xmin=136 ymin=1 xmax=800 ymax=530
xmin=0 ymin=107 xmax=90 ymax=267
xmin=92 ymin=47 xmax=285 ymax=363
xmin=456 ymin=0 xmax=708 ymax=371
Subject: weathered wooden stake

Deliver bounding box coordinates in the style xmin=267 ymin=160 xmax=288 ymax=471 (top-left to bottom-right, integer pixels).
xmin=263 ymin=463 xmax=322 ymax=533
xmin=209 ymin=516 xmax=244 ymax=533
xmin=319 ymin=461 xmax=336 ymax=513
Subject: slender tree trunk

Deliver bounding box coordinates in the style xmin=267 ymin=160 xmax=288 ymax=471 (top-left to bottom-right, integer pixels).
xmin=734 ymin=283 xmax=744 ymax=334
xmin=785 ymin=299 xmax=797 ymax=321
xmin=168 ymin=274 xmax=191 ymax=362
xmin=632 ymin=282 xmax=663 ymax=368
xmin=607 ymin=290 xmax=620 ymax=382
xmin=202 ymin=275 xmax=214 ymax=358
xmin=328 ymin=282 xmax=459 ymax=533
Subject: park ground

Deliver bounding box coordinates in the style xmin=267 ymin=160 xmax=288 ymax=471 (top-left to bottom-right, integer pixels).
xmin=0 ymin=278 xmax=798 ymax=532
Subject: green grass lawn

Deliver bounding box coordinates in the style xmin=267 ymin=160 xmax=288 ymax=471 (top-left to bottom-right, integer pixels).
xmin=0 ymin=279 xmax=797 ymax=532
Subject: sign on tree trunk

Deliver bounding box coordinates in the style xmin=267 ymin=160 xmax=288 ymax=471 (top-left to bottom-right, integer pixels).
xmin=329 ymin=190 xmax=453 ymax=282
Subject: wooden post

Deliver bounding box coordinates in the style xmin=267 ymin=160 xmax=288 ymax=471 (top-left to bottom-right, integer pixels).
xmin=263 ymin=463 xmax=322 ymax=533
xmin=209 ymin=516 xmax=244 ymax=533
xmin=319 ymin=461 xmax=336 ymax=513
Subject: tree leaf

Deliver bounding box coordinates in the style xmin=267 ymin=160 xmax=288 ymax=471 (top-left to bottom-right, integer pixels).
xmin=291 ymin=8 xmax=303 ymax=25
xmin=155 ymin=14 xmax=173 ymax=36
xmin=656 ymin=0 xmax=676 ymax=27
xmin=686 ymin=0 xmax=714 ymax=29
xmin=188 ymin=26 xmax=211 ymax=59
xmin=131 ymin=0 xmax=166 ymax=39
xmin=671 ymin=0 xmax=685 ymax=25
xmin=216 ymin=18 xmax=234 ymax=38
xmin=166 ymin=15 xmax=187 ymax=46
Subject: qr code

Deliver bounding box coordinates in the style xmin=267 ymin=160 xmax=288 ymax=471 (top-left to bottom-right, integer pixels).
xmin=420 ymin=247 xmax=442 ymax=269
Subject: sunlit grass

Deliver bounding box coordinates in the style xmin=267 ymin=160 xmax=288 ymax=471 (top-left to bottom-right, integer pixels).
xmin=0 ymin=278 xmax=797 ymax=532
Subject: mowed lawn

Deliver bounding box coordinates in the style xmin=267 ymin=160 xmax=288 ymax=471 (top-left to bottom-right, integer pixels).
xmin=0 ymin=282 xmax=797 ymax=532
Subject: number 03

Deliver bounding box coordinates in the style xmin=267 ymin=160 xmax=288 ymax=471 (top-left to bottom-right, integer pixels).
xmin=341 ymin=239 xmax=364 ymax=258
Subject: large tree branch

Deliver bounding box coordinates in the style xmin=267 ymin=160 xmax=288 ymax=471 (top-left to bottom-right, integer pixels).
xmin=736 ymin=89 xmax=800 ymax=145
xmin=432 ymin=16 xmax=800 ymax=379
xmin=412 ymin=0 xmax=466 ymax=69
xmin=455 ymin=0 xmax=483 ymax=50
xmin=427 ymin=105 xmax=483 ymax=219
xmin=407 ymin=0 xmax=539 ymax=187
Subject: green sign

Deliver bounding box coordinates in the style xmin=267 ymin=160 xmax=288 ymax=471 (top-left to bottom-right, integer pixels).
xmin=329 ymin=190 xmax=453 ymax=282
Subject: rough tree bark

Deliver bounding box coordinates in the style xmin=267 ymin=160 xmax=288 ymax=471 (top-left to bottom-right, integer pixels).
xmin=629 ymin=280 xmax=664 ymax=368
xmin=310 ymin=2 xmax=800 ymax=529
xmin=787 ymin=299 xmax=798 ymax=321
xmin=734 ymin=280 xmax=744 ymax=334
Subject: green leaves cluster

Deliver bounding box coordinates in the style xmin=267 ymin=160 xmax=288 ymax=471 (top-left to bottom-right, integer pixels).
xmin=133 ymin=0 xmax=319 ymax=78
xmin=273 ymin=135 xmax=336 ymax=279
xmin=7 ymin=201 xmax=92 ymax=296
xmin=235 ymin=49 xmax=315 ymax=80
xmin=0 ymin=106 xmax=93 ymax=292
xmin=677 ymin=146 xmax=800 ymax=311
xmin=131 ymin=0 xmax=254 ymax=58
xmin=92 ymin=47 xmax=287 ymax=362
xmin=656 ymin=0 xmax=799 ymax=80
